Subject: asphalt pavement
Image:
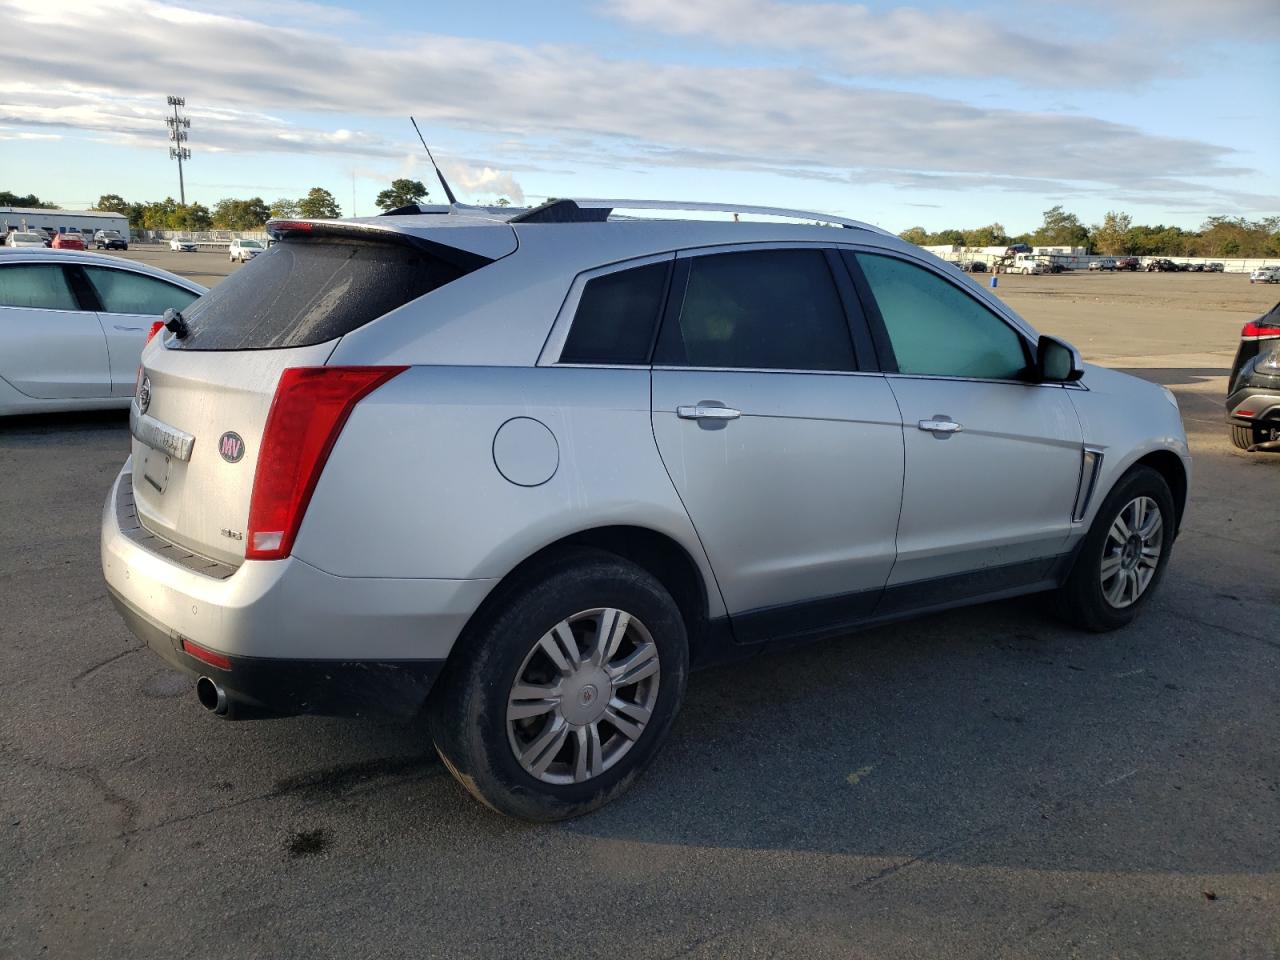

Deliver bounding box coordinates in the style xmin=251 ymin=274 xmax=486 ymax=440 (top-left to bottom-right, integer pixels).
xmin=1 ymin=264 xmax=1277 ymax=959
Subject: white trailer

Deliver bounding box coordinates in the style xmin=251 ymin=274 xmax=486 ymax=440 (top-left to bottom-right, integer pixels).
xmin=0 ymin=207 xmax=129 ymax=244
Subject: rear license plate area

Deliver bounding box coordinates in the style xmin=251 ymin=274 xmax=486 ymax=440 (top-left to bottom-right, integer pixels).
xmin=141 ymin=447 xmax=171 ymax=493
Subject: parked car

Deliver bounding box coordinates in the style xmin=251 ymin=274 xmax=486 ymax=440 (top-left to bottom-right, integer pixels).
xmin=1088 ymin=258 xmax=1116 ymax=271
xmin=1226 ymin=302 xmax=1280 ymax=451
xmin=1146 ymin=259 xmax=1180 ymax=272
xmin=1114 ymin=257 xmax=1140 ymax=271
xmin=1250 ymin=266 xmax=1280 ymax=284
xmin=5 ymin=231 xmax=48 ymax=248
xmin=50 ymin=232 xmax=87 ymax=251
xmin=101 ymin=200 xmax=1190 ymax=821
xmin=169 ymin=237 xmax=198 ymax=252
xmin=229 ymin=238 xmax=266 ymax=263
xmin=1205 ymin=262 xmax=1225 ymax=273
xmin=1183 ymin=263 xmax=1203 ymax=272
xmin=94 ymin=230 xmax=129 ymax=251
xmin=0 ymin=249 xmax=205 ymax=415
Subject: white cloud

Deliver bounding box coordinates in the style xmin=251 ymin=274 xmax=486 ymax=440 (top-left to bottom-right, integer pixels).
xmin=0 ymin=0 xmax=1270 ymax=214
xmin=603 ymin=0 xmax=1171 ymax=86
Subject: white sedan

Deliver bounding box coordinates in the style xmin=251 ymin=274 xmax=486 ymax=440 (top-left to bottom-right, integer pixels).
xmin=169 ymin=237 xmax=199 ymax=252
xmin=5 ymin=231 xmax=48 ymax=248
xmin=0 ymin=249 xmax=206 ymax=416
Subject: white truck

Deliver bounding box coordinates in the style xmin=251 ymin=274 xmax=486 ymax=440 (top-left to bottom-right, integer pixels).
xmin=999 ymin=253 xmax=1048 ymax=275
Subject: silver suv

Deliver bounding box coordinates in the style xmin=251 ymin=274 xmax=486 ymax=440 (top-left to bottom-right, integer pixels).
xmin=101 ymin=200 xmax=1191 ymax=820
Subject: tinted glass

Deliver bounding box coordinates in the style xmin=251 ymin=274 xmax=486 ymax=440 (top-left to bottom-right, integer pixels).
xmin=560 ymin=261 xmax=669 ymax=365
xmin=178 ymin=239 xmax=466 ymax=350
xmin=0 ymin=264 xmax=79 ymax=311
xmin=857 ymin=253 xmax=1028 ymax=379
xmin=658 ymin=249 xmax=855 ymax=371
xmin=82 ymin=267 xmax=199 ymax=316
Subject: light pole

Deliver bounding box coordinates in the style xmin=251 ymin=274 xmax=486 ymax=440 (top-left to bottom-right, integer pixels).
xmin=166 ymin=96 xmax=191 ymax=205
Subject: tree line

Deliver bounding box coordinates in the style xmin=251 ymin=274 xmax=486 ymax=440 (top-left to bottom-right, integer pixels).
xmin=899 ymin=206 xmax=1280 ymax=258
xmin=0 ymin=179 xmax=512 ymax=233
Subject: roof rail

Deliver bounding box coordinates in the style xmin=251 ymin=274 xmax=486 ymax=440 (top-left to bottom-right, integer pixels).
xmin=510 ymin=198 xmax=891 ymax=235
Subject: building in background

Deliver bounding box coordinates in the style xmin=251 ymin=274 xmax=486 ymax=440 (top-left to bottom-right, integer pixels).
xmin=0 ymin=207 xmax=130 ymax=243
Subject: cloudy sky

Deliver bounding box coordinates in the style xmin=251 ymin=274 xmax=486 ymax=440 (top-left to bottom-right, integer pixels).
xmin=0 ymin=0 xmax=1276 ymax=232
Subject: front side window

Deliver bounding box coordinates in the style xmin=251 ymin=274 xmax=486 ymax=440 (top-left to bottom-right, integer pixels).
xmin=560 ymin=260 xmax=669 ymax=365
xmin=656 ymin=249 xmax=856 ymax=371
xmin=0 ymin=264 xmax=80 ymax=311
xmin=81 ymin=267 xmax=199 ymax=316
xmin=856 ymin=253 xmax=1028 ymax=380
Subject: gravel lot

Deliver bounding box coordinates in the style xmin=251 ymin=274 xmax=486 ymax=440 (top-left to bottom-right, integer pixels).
xmin=2 ymin=257 xmax=1277 ymax=959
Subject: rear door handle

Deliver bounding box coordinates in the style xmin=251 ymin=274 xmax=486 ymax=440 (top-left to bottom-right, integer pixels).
xmin=918 ymin=417 xmax=963 ymax=434
xmin=677 ymin=403 xmax=741 ymax=421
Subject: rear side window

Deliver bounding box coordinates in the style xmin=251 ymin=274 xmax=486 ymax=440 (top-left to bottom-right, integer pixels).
xmin=177 ymin=239 xmax=466 ymax=350
xmin=81 ymin=266 xmax=198 ymax=316
xmin=856 ymin=253 xmax=1028 ymax=380
xmin=655 ymin=249 xmax=855 ymax=371
xmin=0 ymin=264 xmax=80 ymax=311
xmin=559 ymin=260 xmax=670 ymax=365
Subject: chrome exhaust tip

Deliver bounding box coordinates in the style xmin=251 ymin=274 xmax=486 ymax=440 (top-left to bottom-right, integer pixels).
xmin=196 ymin=676 xmax=228 ymax=716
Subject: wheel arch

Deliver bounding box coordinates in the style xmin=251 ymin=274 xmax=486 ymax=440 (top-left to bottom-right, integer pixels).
xmin=1131 ymin=449 xmax=1188 ymax=535
xmin=453 ymin=525 xmax=720 ymax=668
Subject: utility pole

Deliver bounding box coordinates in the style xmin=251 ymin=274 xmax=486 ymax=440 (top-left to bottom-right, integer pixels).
xmin=166 ymin=96 xmax=191 ymax=205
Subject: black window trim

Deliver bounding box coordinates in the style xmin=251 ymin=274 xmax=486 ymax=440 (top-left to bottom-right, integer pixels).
xmin=541 ymin=251 xmax=677 ymax=368
xmin=838 ymin=247 xmax=1040 ymax=385
xmin=650 ymin=242 xmax=876 ymax=375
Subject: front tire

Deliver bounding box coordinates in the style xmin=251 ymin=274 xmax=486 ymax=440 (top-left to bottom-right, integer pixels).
xmin=1055 ymin=465 xmax=1175 ymax=632
xmin=430 ymin=550 xmax=689 ymax=821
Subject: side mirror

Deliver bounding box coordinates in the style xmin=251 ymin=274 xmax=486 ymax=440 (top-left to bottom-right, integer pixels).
xmin=1036 ymin=335 xmax=1084 ymax=383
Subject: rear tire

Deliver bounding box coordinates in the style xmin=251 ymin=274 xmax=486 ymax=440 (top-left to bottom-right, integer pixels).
xmin=1230 ymin=424 xmax=1254 ymax=450
xmin=1055 ymin=465 xmax=1175 ymax=632
xmin=429 ymin=549 xmax=689 ymax=821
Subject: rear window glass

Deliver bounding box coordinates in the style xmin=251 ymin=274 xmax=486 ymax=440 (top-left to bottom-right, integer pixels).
xmin=177 ymin=239 xmax=466 ymax=350
xmin=560 ymin=261 xmax=670 ymax=365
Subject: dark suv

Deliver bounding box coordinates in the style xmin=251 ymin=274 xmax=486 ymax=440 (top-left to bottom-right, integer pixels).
xmin=1146 ymin=259 xmax=1179 ymax=272
xmin=1115 ymin=257 xmax=1140 ymax=271
xmin=94 ymin=230 xmax=129 ymax=251
xmin=1227 ymin=302 xmax=1280 ymax=451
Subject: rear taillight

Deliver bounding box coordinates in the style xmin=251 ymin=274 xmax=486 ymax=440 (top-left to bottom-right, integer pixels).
xmin=146 ymin=321 xmax=165 ymax=343
xmin=1241 ymin=320 xmax=1280 ymax=340
xmin=244 ymin=366 xmax=406 ymax=561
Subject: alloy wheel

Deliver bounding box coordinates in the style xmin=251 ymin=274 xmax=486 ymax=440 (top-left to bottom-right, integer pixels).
xmin=506 ymin=608 xmax=661 ymax=785
xmin=1100 ymin=496 xmax=1164 ymax=608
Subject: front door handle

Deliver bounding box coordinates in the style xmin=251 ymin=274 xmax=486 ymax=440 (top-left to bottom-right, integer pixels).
xmin=918 ymin=416 xmax=963 ymax=435
xmin=677 ymin=403 xmax=741 ymax=421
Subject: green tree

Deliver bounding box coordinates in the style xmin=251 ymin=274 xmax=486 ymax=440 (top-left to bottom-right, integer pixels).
xmin=298 ymin=187 xmax=341 ymax=219
xmin=1090 ymin=210 xmax=1133 ymax=255
xmin=212 ymin=197 xmax=270 ymax=230
xmin=962 ymin=223 xmax=1009 ymax=248
xmin=0 ymin=190 xmax=55 ymax=208
xmin=126 ymin=202 xmax=147 ymax=230
xmin=269 ymin=197 xmax=300 ymax=219
xmin=374 ymin=178 xmax=429 ymax=211
xmin=493 ymin=197 xmax=511 ymax=207
xmin=898 ymin=226 xmax=928 ymax=246
xmin=170 ymin=202 xmax=213 ymax=231
xmin=93 ymin=194 xmax=129 ymax=215
xmin=1030 ymin=205 xmax=1089 ymax=248
xmin=141 ymin=198 xmax=178 ymax=231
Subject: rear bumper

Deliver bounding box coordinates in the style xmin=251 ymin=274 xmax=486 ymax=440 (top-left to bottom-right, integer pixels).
xmin=1226 ymin=388 xmax=1280 ymax=425
xmin=108 ymin=588 xmax=443 ymax=718
xmin=101 ymin=461 xmax=497 ymax=714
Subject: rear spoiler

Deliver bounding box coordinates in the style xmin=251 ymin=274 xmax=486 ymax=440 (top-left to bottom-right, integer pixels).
xmin=265 ymin=219 xmax=494 ymax=273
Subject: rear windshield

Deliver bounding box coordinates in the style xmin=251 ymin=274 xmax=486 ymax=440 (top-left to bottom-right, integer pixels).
xmin=177 ymin=238 xmax=467 ymax=350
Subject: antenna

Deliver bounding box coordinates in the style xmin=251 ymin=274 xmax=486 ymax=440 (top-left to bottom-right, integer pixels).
xmin=409 ymin=116 xmax=458 ymax=206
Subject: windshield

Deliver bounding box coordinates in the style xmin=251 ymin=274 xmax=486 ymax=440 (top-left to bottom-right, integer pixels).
xmin=13 ymin=233 xmax=42 ymax=242
xmin=240 ymin=240 xmax=263 ymax=249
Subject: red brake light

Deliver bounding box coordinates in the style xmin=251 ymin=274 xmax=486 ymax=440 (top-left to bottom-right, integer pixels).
xmin=146 ymin=320 xmax=165 ymax=343
xmin=244 ymin=366 xmax=406 ymax=561
xmin=1241 ymin=320 xmax=1280 ymax=340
